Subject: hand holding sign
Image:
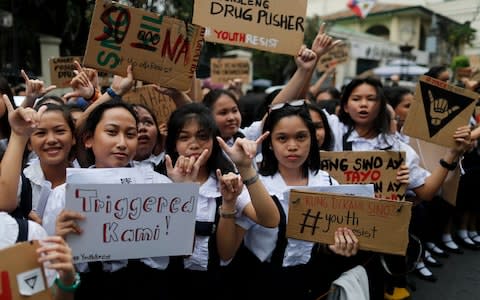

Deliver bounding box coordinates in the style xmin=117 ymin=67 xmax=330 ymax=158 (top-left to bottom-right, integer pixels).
xmin=55 ymin=209 xmax=86 ymax=239
xmin=37 ymin=236 xmax=76 ymax=284
xmin=328 ymin=227 xmax=359 ymax=257
xmin=3 ymin=94 xmax=46 ymax=137
xmin=451 ymin=125 xmax=472 ymax=155
xmin=396 ymin=163 xmax=410 ymax=185
xmin=311 ymin=23 xmax=343 ymax=59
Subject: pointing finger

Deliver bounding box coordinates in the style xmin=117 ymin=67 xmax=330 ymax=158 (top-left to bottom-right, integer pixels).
xmin=21 ymin=69 xmax=30 ymax=82
xmin=256 ymin=131 xmax=270 ymax=146
xmin=2 ymin=94 xmax=14 ymax=112
xmin=318 ymin=22 xmax=326 ymax=35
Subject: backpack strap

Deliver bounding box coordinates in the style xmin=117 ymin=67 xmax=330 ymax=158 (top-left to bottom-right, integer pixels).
xmin=206 ymin=196 xmax=223 ymax=271
xmin=269 ymin=195 xmax=288 ymax=267
xmin=169 ymin=196 xmax=224 ymax=272
xmin=15 ymin=217 xmax=29 ymax=242
xmin=10 ymin=173 xmax=32 ymax=220
xmin=342 ymin=127 xmax=354 ymax=151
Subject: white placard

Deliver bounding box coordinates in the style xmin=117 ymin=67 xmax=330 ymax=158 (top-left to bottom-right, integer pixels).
xmin=65 ymin=168 xmax=199 ymax=263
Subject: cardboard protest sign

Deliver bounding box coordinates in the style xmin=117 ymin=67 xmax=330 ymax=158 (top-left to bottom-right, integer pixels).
xmin=210 ymin=58 xmax=252 ymax=84
xmin=193 ymin=0 xmax=307 ymax=55
xmin=316 ymin=42 xmax=349 ymax=72
xmin=409 ymin=138 xmax=460 ymax=206
xmin=122 ymin=84 xmax=176 ymax=124
xmin=49 ymin=56 xmax=113 ymax=88
xmin=65 ymin=183 xmax=198 ymax=263
xmin=403 ymin=75 xmax=478 ymax=148
xmin=286 ymin=190 xmax=412 ymax=255
xmin=49 ymin=56 xmax=83 ymax=88
xmin=0 ymin=241 xmax=52 ymax=300
xmin=84 ymin=1 xmax=205 ymax=91
xmin=320 ymin=151 xmax=406 ymax=201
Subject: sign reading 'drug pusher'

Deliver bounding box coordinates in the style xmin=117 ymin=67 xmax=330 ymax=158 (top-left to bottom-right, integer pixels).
xmin=193 ymin=0 xmax=307 ymax=55
xmin=83 ymin=1 xmax=204 ymax=91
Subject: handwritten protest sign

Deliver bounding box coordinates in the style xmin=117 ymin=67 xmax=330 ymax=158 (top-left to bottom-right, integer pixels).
xmin=409 ymin=138 xmax=461 ymax=206
xmin=65 ymin=183 xmax=198 ymax=263
xmin=316 ymin=42 xmax=349 ymax=72
xmin=403 ymin=75 xmax=478 ymax=148
xmin=84 ymin=1 xmax=205 ymax=91
xmin=210 ymin=58 xmax=252 ymax=84
xmin=49 ymin=56 xmax=83 ymax=88
xmin=193 ymin=0 xmax=307 ymax=55
xmin=0 ymin=241 xmax=52 ymax=300
xmin=320 ymin=151 xmax=406 ymax=201
xmin=49 ymin=56 xmax=113 ymax=88
xmin=287 ymin=190 xmax=412 ymax=255
xmin=122 ymin=84 xmax=176 ymax=124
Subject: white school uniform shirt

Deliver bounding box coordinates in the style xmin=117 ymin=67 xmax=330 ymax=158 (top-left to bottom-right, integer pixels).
xmin=326 ymin=113 xmax=430 ymax=192
xmin=0 ymin=212 xmax=58 ymax=287
xmin=183 ymin=174 xmax=250 ymax=271
xmin=225 ymin=121 xmax=263 ymax=147
xmin=71 ymin=164 xmax=172 ymax=273
xmin=132 ymin=152 xmax=165 ymax=169
xmin=16 ymin=159 xmax=66 ymax=236
xmin=236 ymin=169 xmax=338 ymax=267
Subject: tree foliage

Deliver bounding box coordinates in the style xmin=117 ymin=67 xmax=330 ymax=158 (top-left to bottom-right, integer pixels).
xmin=1 ymin=0 xmax=321 ymax=85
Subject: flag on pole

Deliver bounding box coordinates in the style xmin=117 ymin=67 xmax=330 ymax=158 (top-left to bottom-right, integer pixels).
xmin=347 ymin=0 xmax=376 ymax=19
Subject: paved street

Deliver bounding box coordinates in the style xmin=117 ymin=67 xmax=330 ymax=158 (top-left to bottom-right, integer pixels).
xmin=408 ymin=247 xmax=480 ymax=299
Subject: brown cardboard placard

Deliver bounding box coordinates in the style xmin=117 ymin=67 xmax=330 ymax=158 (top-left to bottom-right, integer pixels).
xmin=122 ymin=84 xmax=176 ymax=124
xmin=320 ymin=151 xmax=406 ymax=201
xmin=210 ymin=58 xmax=251 ymax=84
xmin=49 ymin=56 xmax=83 ymax=88
xmin=316 ymin=42 xmax=349 ymax=72
xmin=286 ymin=190 xmax=412 ymax=255
xmin=408 ymin=138 xmax=460 ymax=206
xmin=192 ymin=0 xmax=307 ymax=55
xmin=83 ymin=1 xmax=205 ymax=91
xmin=403 ymin=75 xmax=478 ymax=148
xmin=0 ymin=241 xmax=52 ymax=300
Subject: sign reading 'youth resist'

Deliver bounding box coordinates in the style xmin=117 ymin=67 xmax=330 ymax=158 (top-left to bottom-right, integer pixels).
xmin=193 ymin=0 xmax=307 ymax=55
xmin=287 ymin=190 xmax=412 ymax=255
xmin=83 ymin=1 xmax=205 ymax=91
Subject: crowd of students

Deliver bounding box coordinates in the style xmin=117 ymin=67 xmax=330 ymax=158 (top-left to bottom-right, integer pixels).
xmin=1 ymin=24 xmax=479 ymax=300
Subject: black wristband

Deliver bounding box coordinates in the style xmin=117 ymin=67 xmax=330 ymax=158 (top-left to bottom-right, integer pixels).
xmin=439 ymin=159 xmax=457 ymax=171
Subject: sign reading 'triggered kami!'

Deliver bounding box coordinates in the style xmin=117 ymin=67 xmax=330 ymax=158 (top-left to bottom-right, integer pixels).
xmin=83 ymin=1 xmax=205 ymax=91
xmin=65 ymin=183 xmax=198 ymax=263
xmin=193 ymin=0 xmax=307 ymax=55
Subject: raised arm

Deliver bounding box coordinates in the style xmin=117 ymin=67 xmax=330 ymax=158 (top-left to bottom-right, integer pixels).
xmin=415 ymin=125 xmax=471 ymax=201
xmin=20 ymin=70 xmax=57 ymax=108
xmin=301 ymin=23 xmax=342 ymax=100
xmin=270 ymin=46 xmax=317 ymax=106
xmin=0 ymin=95 xmax=45 ymax=211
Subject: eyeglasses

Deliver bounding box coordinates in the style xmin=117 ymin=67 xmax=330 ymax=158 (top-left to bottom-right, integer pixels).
xmin=269 ymin=99 xmax=307 ymax=111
